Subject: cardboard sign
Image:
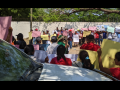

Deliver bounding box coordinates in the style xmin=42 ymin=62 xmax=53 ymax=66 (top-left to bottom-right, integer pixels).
xmin=115 ymin=27 xmax=120 ymax=32
xmin=29 ymin=32 xmax=32 ymax=40
xmin=94 ymin=39 xmax=120 ymax=70
xmin=0 ymin=16 xmax=12 ymax=43
xmin=88 ymin=27 xmax=97 ymax=31
xmin=33 ymin=45 xmax=39 ymax=50
xmin=73 ymin=34 xmax=79 ymax=42
xmin=83 ymin=31 xmax=91 ymax=37
xmin=81 ymin=28 xmax=88 ymax=31
xmin=63 ymin=31 xmax=68 ymax=36
xmin=41 ymin=35 xmax=49 ymax=40
xmin=32 ymin=31 xmax=41 ymax=37
xmin=107 ymin=27 xmax=115 ymax=33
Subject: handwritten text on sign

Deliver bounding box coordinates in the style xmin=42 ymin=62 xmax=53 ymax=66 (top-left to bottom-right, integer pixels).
xmin=73 ymin=34 xmax=79 ymax=42
xmin=32 ymin=31 xmax=41 ymax=37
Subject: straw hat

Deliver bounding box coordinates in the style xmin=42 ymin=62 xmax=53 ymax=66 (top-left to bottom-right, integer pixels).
xmin=57 ymin=35 xmax=65 ymax=42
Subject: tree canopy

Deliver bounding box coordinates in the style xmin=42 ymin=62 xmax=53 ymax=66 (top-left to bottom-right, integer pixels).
xmin=0 ymin=8 xmax=120 ymax=22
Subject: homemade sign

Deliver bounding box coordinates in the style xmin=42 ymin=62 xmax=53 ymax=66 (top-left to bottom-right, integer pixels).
xmin=73 ymin=34 xmax=79 ymax=42
xmin=48 ymin=54 xmax=78 ymax=63
xmin=107 ymin=27 xmax=115 ymax=33
xmin=34 ymin=50 xmax=48 ymax=63
xmin=41 ymin=35 xmax=49 ymax=40
xmin=29 ymin=32 xmax=32 ymax=40
xmin=33 ymin=45 xmax=39 ymax=50
xmin=77 ymin=49 xmax=98 ymax=65
xmin=115 ymin=27 xmax=120 ymax=32
xmin=88 ymin=27 xmax=97 ymax=31
xmin=96 ymin=25 xmax=105 ymax=31
xmin=104 ymin=25 xmax=109 ymax=31
xmin=94 ymin=39 xmax=120 ymax=70
xmin=83 ymin=31 xmax=91 ymax=37
xmin=81 ymin=28 xmax=88 ymax=31
xmin=0 ymin=16 xmax=12 ymax=43
xmin=63 ymin=31 xmax=68 ymax=36
xmin=32 ymin=31 xmax=41 ymax=37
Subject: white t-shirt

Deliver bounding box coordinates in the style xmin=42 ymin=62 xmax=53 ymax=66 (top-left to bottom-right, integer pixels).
xmin=107 ymin=33 xmax=112 ymax=39
xmin=47 ymin=43 xmax=59 ymax=54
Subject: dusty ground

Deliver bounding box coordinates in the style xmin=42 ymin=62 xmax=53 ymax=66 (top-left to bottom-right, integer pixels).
xmin=24 ymin=37 xmax=101 ymax=55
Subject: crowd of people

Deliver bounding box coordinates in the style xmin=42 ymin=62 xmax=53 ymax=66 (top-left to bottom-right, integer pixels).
xmin=4 ymin=26 xmax=120 ymax=80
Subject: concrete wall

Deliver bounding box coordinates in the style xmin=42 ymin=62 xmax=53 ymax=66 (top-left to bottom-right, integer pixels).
xmin=11 ymin=21 xmax=120 ymax=38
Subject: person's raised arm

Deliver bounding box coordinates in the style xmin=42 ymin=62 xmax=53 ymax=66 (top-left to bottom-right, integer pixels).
xmin=97 ymin=48 xmax=112 ymax=75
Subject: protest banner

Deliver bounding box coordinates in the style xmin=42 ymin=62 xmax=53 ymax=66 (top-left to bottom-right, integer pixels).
xmin=29 ymin=32 xmax=32 ymax=40
xmin=115 ymin=27 xmax=120 ymax=32
xmin=41 ymin=35 xmax=49 ymax=40
xmin=73 ymin=34 xmax=79 ymax=42
xmin=93 ymin=39 xmax=120 ymax=70
xmin=63 ymin=31 xmax=68 ymax=36
xmin=107 ymin=27 xmax=115 ymax=33
xmin=48 ymin=54 xmax=78 ymax=63
xmin=0 ymin=16 xmax=12 ymax=43
xmin=32 ymin=31 xmax=41 ymax=37
xmin=33 ymin=45 xmax=39 ymax=50
xmin=71 ymin=28 xmax=75 ymax=33
xmin=104 ymin=25 xmax=109 ymax=31
xmin=83 ymin=31 xmax=91 ymax=37
xmin=77 ymin=49 xmax=98 ymax=65
xmin=81 ymin=28 xmax=88 ymax=31
xmin=88 ymin=26 xmax=97 ymax=31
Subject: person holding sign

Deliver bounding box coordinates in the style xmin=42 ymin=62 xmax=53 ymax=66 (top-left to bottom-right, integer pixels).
xmin=32 ymin=28 xmax=39 ymax=44
xmin=97 ymin=48 xmax=120 ymax=80
xmin=73 ymin=30 xmax=79 ymax=47
xmin=42 ymin=31 xmax=47 ymax=44
xmin=80 ymin=35 xmax=100 ymax=51
xmin=68 ymin=29 xmax=73 ymax=49
xmin=36 ymin=37 xmax=45 ymax=51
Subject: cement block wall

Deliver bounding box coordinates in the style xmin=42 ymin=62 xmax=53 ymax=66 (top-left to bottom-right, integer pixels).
xmin=11 ymin=21 xmax=120 ymax=38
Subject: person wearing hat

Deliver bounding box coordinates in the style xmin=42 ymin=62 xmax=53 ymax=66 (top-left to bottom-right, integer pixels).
xmin=36 ymin=37 xmax=45 ymax=51
xmin=47 ymin=36 xmax=59 ymax=54
xmin=80 ymin=35 xmax=100 ymax=51
xmin=16 ymin=33 xmax=26 ymax=49
xmin=57 ymin=35 xmax=69 ymax=54
xmin=32 ymin=28 xmax=39 ymax=44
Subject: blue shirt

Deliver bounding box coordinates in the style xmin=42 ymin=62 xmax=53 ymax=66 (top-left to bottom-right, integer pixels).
xmin=103 ymin=32 xmax=107 ymax=39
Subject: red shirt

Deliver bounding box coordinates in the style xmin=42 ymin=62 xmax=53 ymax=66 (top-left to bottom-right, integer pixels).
xmin=80 ymin=42 xmax=100 ymax=51
xmin=50 ymin=57 xmax=72 ymax=66
xmin=94 ymin=33 xmax=99 ymax=39
xmin=110 ymin=68 xmax=120 ymax=80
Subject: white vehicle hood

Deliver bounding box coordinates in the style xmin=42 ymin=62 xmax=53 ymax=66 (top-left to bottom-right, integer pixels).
xmin=38 ymin=63 xmax=112 ymax=81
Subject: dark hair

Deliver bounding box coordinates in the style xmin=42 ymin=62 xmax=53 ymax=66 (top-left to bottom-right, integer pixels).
xmin=51 ymin=39 xmax=57 ymax=42
xmin=79 ymin=50 xmax=94 ymax=70
xmin=17 ymin=36 xmax=24 ymax=41
xmin=19 ymin=41 xmax=26 ymax=49
xmin=115 ymin=52 xmax=120 ymax=61
xmin=57 ymin=45 xmax=66 ymax=61
xmin=24 ymin=45 xmax=34 ymax=55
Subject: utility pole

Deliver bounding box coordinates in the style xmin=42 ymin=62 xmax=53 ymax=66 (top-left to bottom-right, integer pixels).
xmin=30 ymin=8 xmax=32 ymax=32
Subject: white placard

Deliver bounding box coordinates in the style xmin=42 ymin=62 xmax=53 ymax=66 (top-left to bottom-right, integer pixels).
xmin=73 ymin=34 xmax=79 ymax=42
xmin=48 ymin=54 xmax=78 ymax=63
xmin=34 ymin=50 xmax=48 ymax=63
xmin=115 ymin=27 xmax=120 ymax=32
xmin=96 ymin=25 xmax=105 ymax=31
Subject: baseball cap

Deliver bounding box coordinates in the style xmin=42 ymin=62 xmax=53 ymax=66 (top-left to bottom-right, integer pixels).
xmin=36 ymin=37 xmax=42 ymax=42
xmin=86 ymin=35 xmax=94 ymax=40
xmin=51 ymin=36 xmax=57 ymax=41
xmin=35 ymin=28 xmax=38 ymax=31
xmin=16 ymin=33 xmax=23 ymax=38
